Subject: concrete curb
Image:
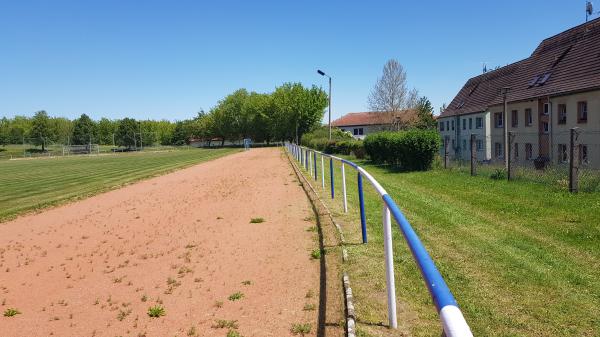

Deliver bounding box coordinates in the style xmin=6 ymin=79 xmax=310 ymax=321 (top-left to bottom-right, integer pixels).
xmin=285 ymin=150 xmax=356 ymax=337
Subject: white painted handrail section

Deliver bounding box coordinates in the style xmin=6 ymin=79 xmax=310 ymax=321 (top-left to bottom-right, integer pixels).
xmin=286 ymin=143 xmax=474 ymax=337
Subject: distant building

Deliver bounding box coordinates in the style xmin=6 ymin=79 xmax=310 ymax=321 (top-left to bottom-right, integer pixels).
xmin=331 ymin=110 xmax=418 ymax=139
xmin=439 ymin=17 xmax=600 ymax=167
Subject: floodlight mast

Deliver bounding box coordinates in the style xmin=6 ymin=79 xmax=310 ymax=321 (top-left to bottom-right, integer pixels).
xmin=317 ymin=69 xmax=332 ymax=140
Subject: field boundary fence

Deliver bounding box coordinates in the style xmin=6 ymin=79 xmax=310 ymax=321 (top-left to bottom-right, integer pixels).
xmin=442 ymin=127 xmax=600 ymax=192
xmin=286 ymin=142 xmax=473 ymax=337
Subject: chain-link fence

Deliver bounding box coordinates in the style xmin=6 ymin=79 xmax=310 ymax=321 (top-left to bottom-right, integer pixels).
xmin=441 ymin=128 xmax=600 ymax=192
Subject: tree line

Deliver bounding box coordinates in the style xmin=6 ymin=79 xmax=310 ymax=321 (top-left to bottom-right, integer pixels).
xmin=0 ymin=82 xmax=328 ymax=150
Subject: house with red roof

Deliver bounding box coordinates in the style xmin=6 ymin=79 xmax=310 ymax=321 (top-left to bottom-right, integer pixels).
xmin=331 ymin=110 xmax=418 ymax=139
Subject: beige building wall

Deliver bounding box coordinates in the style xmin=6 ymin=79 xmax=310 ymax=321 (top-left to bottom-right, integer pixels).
xmin=487 ymin=89 xmax=600 ymax=168
xmin=438 ymin=112 xmax=491 ymax=161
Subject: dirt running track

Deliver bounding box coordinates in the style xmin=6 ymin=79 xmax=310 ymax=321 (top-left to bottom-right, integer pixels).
xmin=0 ymin=148 xmax=322 ymax=337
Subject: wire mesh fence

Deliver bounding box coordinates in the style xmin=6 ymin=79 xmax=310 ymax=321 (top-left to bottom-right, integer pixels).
xmin=441 ymin=128 xmax=600 ymax=192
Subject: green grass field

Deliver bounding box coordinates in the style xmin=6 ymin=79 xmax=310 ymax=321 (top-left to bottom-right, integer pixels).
xmin=296 ymin=151 xmax=600 ymax=337
xmin=0 ymin=148 xmax=239 ymax=221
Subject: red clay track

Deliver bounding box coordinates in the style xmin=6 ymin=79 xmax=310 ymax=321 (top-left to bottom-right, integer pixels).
xmin=0 ymin=148 xmax=320 ymax=337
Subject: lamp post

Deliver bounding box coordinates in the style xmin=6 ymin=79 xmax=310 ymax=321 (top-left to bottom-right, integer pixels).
xmin=317 ymin=69 xmax=332 ymax=140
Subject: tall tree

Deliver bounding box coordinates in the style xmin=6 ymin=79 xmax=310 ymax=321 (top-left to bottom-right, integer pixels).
xmin=30 ymin=110 xmax=51 ymax=151
xmin=271 ymin=83 xmax=327 ymax=142
xmin=97 ymin=118 xmax=119 ymax=145
xmin=0 ymin=117 xmax=9 ymax=147
xmin=115 ymin=118 xmax=138 ymax=148
xmin=413 ymin=96 xmax=437 ymax=130
xmin=71 ymin=114 xmax=97 ymax=145
xmin=368 ymin=59 xmax=419 ymax=113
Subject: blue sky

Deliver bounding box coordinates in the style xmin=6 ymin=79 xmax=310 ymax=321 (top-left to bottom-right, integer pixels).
xmin=0 ymin=0 xmax=594 ymax=121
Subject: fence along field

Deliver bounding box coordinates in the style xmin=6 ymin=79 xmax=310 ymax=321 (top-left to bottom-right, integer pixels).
xmin=291 ymin=143 xmax=600 ymax=336
xmin=0 ymin=148 xmax=238 ymax=221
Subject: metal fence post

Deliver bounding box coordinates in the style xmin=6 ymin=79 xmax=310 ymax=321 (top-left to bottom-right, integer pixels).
xmin=321 ymin=155 xmax=325 ymax=188
xmin=508 ymin=132 xmax=515 ymax=181
xmin=569 ymin=127 xmax=580 ymax=193
xmin=314 ymin=152 xmax=318 ymax=181
xmin=444 ymin=137 xmax=449 ymax=169
xmin=382 ymin=204 xmax=398 ymax=329
xmin=341 ymin=163 xmax=348 ymax=213
xmin=308 ymin=150 xmax=312 ymax=176
xmin=358 ymin=172 xmax=367 ymax=244
xmin=330 ymin=158 xmax=335 ymax=199
xmin=470 ymin=134 xmax=476 ymax=176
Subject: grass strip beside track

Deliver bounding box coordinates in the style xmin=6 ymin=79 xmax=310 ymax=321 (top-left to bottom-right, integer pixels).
xmin=296 ymin=151 xmax=600 ymax=337
xmin=0 ymin=148 xmax=239 ymax=222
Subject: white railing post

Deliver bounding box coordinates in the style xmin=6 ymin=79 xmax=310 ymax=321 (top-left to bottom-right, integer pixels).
xmin=309 ymin=150 xmax=313 ymax=178
xmin=382 ymin=204 xmax=398 ymax=329
xmin=321 ymin=155 xmax=325 ymax=189
xmin=341 ymin=163 xmax=348 ymax=213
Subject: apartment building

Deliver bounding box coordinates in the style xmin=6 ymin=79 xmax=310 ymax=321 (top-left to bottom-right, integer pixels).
xmin=439 ymin=17 xmax=600 ymax=167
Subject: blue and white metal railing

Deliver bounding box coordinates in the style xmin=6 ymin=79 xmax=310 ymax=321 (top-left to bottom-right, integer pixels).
xmin=285 ymin=142 xmax=473 ymax=337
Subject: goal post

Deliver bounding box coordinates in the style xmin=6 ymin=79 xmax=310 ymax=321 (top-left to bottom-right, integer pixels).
xmin=63 ymin=144 xmax=100 ymax=156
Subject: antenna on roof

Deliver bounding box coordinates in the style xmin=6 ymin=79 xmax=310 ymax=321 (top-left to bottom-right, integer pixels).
xmin=586 ymin=1 xmax=594 ymax=22
xmin=482 ymin=62 xmax=488 ymax=73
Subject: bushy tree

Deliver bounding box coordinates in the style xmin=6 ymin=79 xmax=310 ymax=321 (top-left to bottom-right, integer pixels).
xmin=30 ymin=111 xmax=51 ymax=151
xmin=97 ymin=118 xmax=119 ymax=145
xmin=71 ymin=114 xmax=97 ymax=145
xmin=0 ymin=117 xmax=9 ymax=146
xmin=414 ymin=97 xmax=437 ymax=130
xmin=116 ymin=117 xmax=138 ymax=148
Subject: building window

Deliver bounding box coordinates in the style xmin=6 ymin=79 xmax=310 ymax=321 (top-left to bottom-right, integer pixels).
xmin=495 ymin=142 xmax=503 ymax=159
xmin=525 ymin=143 xmax=533 ymax=160
xmin=578 ymin=101 xmax=588 ymax=123
xmin=462 ymin=119 xmax=466 ymax=130
xmin=452 ymin=139 xmax=456 ymax=149
xmin=353 ymin=128 xmax=364 ymax=136
xmin=476 ymin=117 xmax=483 ymax=129
xmin=446 ymin=121 xmax=450 ymax=130
xmin=525 ymin=108 xmax=533 ymax=126
xmin=451 ymin=120 xmax=455 ymax=130
xmin=543 ymin=103 xmax=550 ymax=115
xmin=558 ymin=144 xmax=568 ymax=163
xmin=469 ymin=118 xmax=473 ymax=129
xmin=558 ymin=104 xmax=567 ymax=124
xmin=514 ymin=143 xmax=519 ymax=159
xmin=439 ymin=122 xmax=444 ymax=131
xmin=462 ymin=139 xmax=467 ymax=151
xmin=511 ymin=110 xmax=518 ymax=127
xmin=542 ymin=122 xmax=549 ymax=133
xmin=494 ymin=112 xmax=503 ymax=128
xmin=579 ymin=144 xmax=588 ymax=164
xmin=476 ymin=139 xmax=483 ymax=151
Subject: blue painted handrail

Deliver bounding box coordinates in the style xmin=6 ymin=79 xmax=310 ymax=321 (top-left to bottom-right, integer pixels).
xmin=286 ymin=142 xmax=473 ymax=337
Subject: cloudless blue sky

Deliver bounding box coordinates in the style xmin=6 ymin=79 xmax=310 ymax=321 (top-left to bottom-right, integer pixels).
xmin=0 ymin=0 xmax=594 ymax=122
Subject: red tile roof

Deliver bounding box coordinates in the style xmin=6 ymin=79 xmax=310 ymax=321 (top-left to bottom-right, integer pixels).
xmin=332 ymin=110 xmax=418 ymax=127
xmin=441 ymin=17 xmax=600 ymax=118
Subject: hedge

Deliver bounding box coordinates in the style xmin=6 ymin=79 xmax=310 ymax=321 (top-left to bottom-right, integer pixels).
xmin=300 ymin=127 xmax=365 ymax=158
xmin=363 ymin=130 xmax=441 ymax=171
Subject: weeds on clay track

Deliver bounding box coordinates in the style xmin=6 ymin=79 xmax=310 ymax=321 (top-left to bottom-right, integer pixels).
xmin=187 ymin=326 xmax=197 ymax=336
xmin=212 ymin=319 xmax=239 ymax=329
xmin=3 ymin=308 xmax=21 ymax=317
xmin=310 ymin=249 xmax=321 ymax=260
xmin=303 ymin=303 xmax=316 ymax=311
xmin=241 ymin=280 xmax=252 ymax=285
xmin=249 ymin=217 xmax=265 ymax=223
xmin=228 ymin=292 xmax=244 ymax=301
xmin=227 ymin=329 xmax=242 ymax=337
xmin=214 ymin=300 xmax=224 ymax=308
xmin=147 ymin=305 xmax=165 ymax=318
xmin=291 ymin=323 xmax=311 ymax=336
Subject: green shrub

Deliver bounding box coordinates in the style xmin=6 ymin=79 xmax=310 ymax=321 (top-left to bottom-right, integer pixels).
xmin=490 ymin=168 xmax=507 ymax=180
xmin=300 ymin=127 xmax=365 ymax=158
xmin=363 ymin=130 xmax=441 ymax=171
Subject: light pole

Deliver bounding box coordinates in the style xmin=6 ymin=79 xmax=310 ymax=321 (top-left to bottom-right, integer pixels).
xmin=317 ymin=69 xmax=332 ymax=140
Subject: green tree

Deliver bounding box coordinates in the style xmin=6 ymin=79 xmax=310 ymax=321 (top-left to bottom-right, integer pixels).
xmin=71 ymin=114 xmax=97 ymax=145
xmin=0 ymin=117 xmax=9 ymax=146
xmin=414 ymin=96 xmax=437 ymax=130
xmin=49 ymin=117 xmax=73 ymax=144
xmin=116 ymin=118 xmax=138 ymax=148
xmin=97 ymin=118 xmax=119 ymax=145
xmin=211 ymin=89 xmax=249 ymax=145
xmin=271 ymin=83 xmax=327 ymax=142
xmin=30 ymin=111 xmax=52 ymax=151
